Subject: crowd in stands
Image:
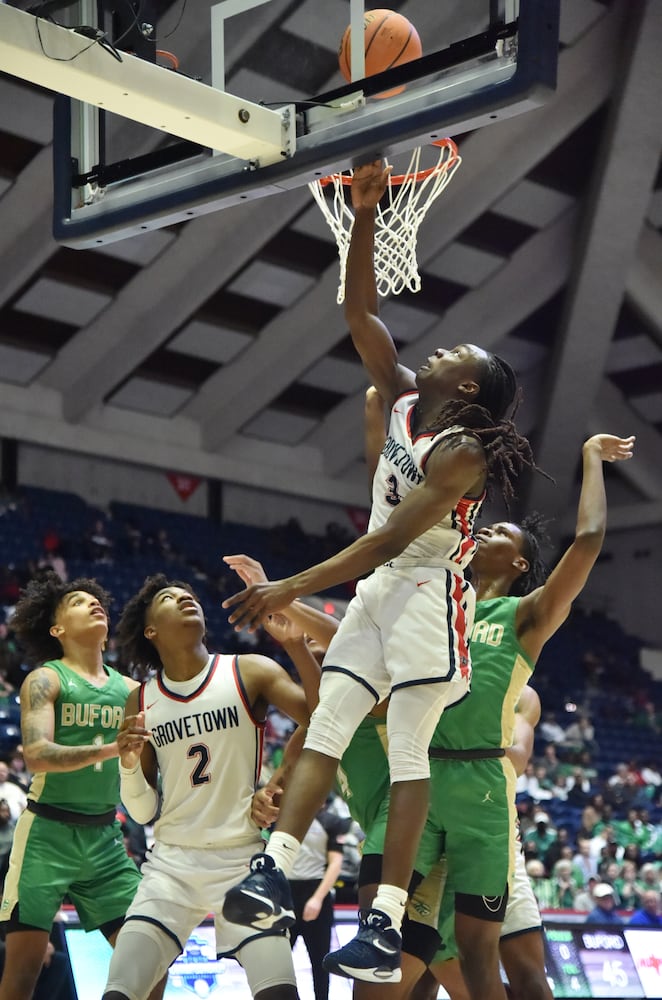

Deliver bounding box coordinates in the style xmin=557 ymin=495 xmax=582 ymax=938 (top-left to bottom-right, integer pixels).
xmin=0 ymin=483 xmax=661 ymax=925
xmin=516 ymin=703 xmax=662 ymax=924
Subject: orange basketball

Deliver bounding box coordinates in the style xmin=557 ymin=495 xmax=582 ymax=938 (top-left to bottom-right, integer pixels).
xmin=338 ymin=9 xmax=422 ymax=96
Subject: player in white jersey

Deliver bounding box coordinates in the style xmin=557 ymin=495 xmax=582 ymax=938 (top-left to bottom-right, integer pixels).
xmin=222 ymin=159 xmax=537 ymax=984
xmin=102 ymin=574 xmax=316 ymax=1000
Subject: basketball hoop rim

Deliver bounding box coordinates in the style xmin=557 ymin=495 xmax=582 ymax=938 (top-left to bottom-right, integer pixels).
xmin=316 ymin=138 xmax=459 ymax=188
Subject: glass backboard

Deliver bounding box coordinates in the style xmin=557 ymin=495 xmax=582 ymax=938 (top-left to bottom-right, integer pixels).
xmin=0 ymin=0 xmax=560 ymax=247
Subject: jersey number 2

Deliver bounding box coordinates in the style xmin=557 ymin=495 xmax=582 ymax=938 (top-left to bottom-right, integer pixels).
xmin=188 ymin=744 xmax=211 ymax=786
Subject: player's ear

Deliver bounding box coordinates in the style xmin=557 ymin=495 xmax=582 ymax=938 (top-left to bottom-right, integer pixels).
xmin=513 ymin=556 xmax=529 ymax=574
xmin=49 ymin=624 xmax=64 ymax=638
xmin=144 ymin=625 xmax=156 ymax=640
xmin=458 ymin=379 xmax=479 ymax=399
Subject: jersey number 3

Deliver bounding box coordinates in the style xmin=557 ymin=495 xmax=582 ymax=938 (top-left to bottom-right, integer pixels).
xmin=385 ymin=474 xmax=401 ymax=507
xmin=188 ymin=744 xmax=211 ymax=786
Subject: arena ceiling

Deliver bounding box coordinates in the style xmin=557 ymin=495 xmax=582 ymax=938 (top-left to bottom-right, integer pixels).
xmin=0 ymin=0 xmax=661 ymax=534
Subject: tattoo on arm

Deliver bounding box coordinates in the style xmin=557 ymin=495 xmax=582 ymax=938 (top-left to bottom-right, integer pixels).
xmin=36 ymin=744 xmax=109 ymax=769
xmin=28 ymin=672 xmax=56 ymax=711
xmin=23 ymin=670 xmax=111 ymax=771
xmin=23 ymin=723 xmax=110 ymax=769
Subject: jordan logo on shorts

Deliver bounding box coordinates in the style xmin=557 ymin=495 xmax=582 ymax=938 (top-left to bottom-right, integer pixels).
xmin=482 ymin=790 xmax=493 ymax=803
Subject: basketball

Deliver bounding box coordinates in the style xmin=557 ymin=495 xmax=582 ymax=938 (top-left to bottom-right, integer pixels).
xmin=338 ymin=9 xmax=422 ymax=97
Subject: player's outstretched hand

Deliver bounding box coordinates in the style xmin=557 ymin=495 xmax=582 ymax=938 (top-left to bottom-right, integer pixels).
xmin=223 ymin=555 xmax=305 ymax=642
xmin=117 ymin=711 xmax=151 ymax=769
xmin=351 ymin=159 xmax=392 ymax=211
xmin=583 ymin=434 xmax=635 ymax=463
xmin=223 ymin=553 xmax=269 ymax=588
xmin=223 ymin=580 xmax=298 ymax=633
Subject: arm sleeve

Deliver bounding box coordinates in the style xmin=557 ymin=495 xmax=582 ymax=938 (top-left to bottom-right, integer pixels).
xmin=119 ymin=762 xmax=159 ymax=825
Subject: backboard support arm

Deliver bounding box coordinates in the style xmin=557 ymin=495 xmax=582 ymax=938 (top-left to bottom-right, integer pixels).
xmin=0 ymin=3 xmax=295 ymax=164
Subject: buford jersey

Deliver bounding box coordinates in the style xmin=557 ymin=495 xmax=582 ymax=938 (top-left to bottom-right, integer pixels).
xmin=431 ymin=596 xmax=535 ymax=751
xmin=368 ymin=391 xmax=484 ymax=568
xmin=140 ymin=654 xmax=264 ymax=849
xmin=28 ymin=659 xmax=130 ymax=814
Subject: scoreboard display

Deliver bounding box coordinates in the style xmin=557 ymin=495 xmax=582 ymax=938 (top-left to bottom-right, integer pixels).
xmin=544 ymin=923 xmax=662 ymax=998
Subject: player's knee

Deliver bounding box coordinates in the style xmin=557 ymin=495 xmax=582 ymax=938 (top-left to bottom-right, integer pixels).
xmin=388 ymin=730 xmax=431 ymax=782
xmin=402 ymin=915 xmax=441 ymax=965
xmin=303 ymin=674 xmax=371 ymax=759
xmin=303 ymin=704 xmax=347 ymax=759
xmin=105 ymin=921 xmax=179 ymax=1000
xmin=239 ymin=934 xmax=298 ymax=995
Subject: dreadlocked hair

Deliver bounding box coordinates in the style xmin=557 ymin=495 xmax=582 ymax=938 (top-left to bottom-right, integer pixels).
xmin=424 ymin=399 xmax=535 ymax=507
xmin=423 ymin=352 xmax=547 ymax=505
xmin=116 ymin=574 xmax=200 ymax=678
xmin=11 ymin=571 xmax=111 ymax=665
xmin=509 ymin=512 xmax=551 ymax=597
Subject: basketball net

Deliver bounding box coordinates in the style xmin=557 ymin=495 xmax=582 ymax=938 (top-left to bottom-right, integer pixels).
xmin=309 ymin=139 xmax=462 ymax=304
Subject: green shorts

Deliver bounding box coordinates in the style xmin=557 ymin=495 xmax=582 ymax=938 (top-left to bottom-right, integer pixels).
xmin=338 ymin=715 xmax=390 ymax=835
xmin=425 ymin=756 xmax=516 ymax=898
xmin=364 ymin=756 xmax=516 ymax=895
xmin=0 ymin=808 xmax=141 ymax=932
xmin=362 ymin=794 xmax=443 ymax=878
xmin=431 ymin=879 xmax=457 ymax=963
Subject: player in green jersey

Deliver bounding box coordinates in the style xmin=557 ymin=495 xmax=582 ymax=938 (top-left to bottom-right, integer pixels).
xmin=0 ymin=572 xmax=164 ymax=1000
xmin=410 ymin=684 xmax=545 ymax=1000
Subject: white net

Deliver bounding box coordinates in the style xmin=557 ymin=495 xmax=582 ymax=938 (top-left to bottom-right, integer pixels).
xmin=308 ymin=140 xmax=462 ymax=304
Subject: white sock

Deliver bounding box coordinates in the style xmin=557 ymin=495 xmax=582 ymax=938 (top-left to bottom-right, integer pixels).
xmin=371 ymin=884 xmax=408 ymax=933
xmin=266 ymin=832 xmax=301 ymax=877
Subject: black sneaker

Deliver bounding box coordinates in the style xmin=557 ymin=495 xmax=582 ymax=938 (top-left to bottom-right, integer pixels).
xmin=323 ymin=908 xmax=402 ymax=983
xmin=222 ymin=853 xmax=295 ymax=931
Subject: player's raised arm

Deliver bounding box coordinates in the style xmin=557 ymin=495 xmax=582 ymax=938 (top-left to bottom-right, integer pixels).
xmin=518 ymin=434 xmax=635 ymax=656
xmin=345 ymin=160 xmax=416 ymax=405
xmin=223 ymin=432 xmax=486 ymax=632
xmin=261 ymin=613 xmax=322 ymax=717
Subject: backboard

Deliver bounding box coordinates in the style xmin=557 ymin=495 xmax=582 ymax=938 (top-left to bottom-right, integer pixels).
xmin=0 ymin=0 xmax=560 ymax=248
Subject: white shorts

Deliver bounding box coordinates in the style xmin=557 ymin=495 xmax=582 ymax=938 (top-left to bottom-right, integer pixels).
xmin=323 ymin=563 xmax=475 ymax=698
xmin=126 ymin=840 xmax=295 ymax=962
xmin=501 ymin=848 xmax=542 ymax=939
